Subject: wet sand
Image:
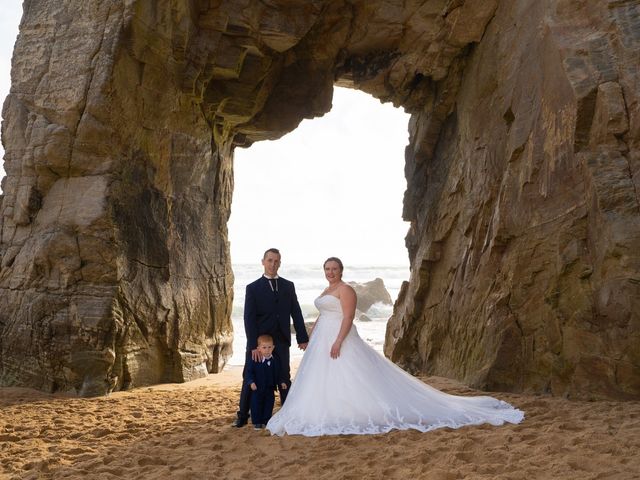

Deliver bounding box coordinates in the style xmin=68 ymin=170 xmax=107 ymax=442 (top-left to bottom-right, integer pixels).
xmin=1 ymin=366 xmax=639 ymax=480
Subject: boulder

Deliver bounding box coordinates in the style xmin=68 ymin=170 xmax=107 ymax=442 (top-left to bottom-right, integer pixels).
xmin=348 ymin=278 xmax=393 ymax=312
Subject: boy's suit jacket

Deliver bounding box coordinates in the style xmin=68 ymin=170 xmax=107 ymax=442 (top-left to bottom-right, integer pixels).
xmin=246 ymin=356 xmax=282 ymax=391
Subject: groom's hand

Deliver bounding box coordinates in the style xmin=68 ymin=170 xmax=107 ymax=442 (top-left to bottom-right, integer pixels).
xmin=298 ymin=342 xmax=308 ymax=351
xmin=251 ymin=348 xmax=262 ymax=362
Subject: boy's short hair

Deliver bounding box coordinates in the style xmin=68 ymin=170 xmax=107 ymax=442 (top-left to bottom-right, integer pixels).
xmin=257 ymin=334 xmax=274 ymax=345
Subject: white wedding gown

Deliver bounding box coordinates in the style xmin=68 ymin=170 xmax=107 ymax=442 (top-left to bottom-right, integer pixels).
xmin=267 ymin=295 xmax=524 ymax=436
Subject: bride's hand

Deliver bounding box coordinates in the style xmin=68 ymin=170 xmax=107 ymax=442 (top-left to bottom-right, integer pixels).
xmin=330 ymin=340 xmax=342 ymax=359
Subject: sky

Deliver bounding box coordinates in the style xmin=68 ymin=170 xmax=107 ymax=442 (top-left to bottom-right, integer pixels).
xmin=0 ymin=2 xmax=411 ymax=268
xmin=0 ymin=1 xmax=21 ymax=185
xmin=230 ymin=88 xmax=410 ymax=266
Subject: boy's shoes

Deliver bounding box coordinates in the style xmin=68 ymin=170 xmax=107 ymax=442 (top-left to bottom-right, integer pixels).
xmin=231 ymin=416 xmax=248 ymax=428
xmin=253 ymin=424 xmax=265 ymax=430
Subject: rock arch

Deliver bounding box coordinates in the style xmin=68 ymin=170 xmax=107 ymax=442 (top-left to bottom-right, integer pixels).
xmin=1 ymin=0 xmax=638 ymax=399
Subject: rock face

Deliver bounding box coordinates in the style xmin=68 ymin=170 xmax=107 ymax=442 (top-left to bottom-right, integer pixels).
xmin=385 ymin=0 xmax=640 ymax=401
xmin=1 ymin=1 xmax=638 ymax=399
xmin=348 ymin=278 xmax=393 ymax=312
xmin=0 ymin=1 xmax=235 ymax=395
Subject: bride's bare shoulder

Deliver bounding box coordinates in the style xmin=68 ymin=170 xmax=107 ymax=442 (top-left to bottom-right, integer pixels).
xmin=338 ymin=283 xmax=356 ymax=296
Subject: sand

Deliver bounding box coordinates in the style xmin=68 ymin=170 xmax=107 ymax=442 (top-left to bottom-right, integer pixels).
xmin=1 ymin=365 xmax=639 ymax=480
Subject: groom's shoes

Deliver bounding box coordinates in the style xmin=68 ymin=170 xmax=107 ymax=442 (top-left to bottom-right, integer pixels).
xmin=253 ymin=423 xmax=265 ymax=430
xmin=231 ymin=416 xmax=248 ymax=428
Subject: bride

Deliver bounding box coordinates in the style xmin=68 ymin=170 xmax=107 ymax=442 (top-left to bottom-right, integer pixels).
xmin=266 ymin=257 xmax=524 ymax=436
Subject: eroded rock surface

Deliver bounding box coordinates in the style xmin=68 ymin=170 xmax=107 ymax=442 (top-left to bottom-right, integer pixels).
xmin=385 ymin=0 xmax=640 ymax=401
xmin=1 ymin=0 xmax=638 ymax=398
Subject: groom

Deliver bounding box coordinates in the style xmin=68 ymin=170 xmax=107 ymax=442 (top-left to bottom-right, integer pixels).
xmin=232 ymin=248 xmax=309 ymax=427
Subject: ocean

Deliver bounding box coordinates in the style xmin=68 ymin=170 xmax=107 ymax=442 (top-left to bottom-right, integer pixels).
xmin=228 ymin=264 xmax=410 ymax=365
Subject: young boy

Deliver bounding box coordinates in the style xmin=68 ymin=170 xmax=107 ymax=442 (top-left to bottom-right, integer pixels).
xmin=246 ymin=334 xmax=287 ymax=429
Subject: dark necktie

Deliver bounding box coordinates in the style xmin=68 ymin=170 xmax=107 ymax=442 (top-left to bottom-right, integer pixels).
xmin=268 ymin=278 xmax=277 ymax=292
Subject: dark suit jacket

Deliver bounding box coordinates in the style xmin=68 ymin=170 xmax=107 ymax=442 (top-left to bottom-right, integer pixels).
xmin=245 ymin=357 xmax=281 ymax=391
xmin=244 ymin=276 xmax=309 ymax=351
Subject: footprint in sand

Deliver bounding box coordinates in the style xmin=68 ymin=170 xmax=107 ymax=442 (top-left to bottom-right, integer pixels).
xmin=137 ymin=456 xmax=168 ymax=466
xmin=90 ymin=427 xmax=114 ymax=438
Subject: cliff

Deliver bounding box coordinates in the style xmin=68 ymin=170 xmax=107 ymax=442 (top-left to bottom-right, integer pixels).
xmin=1 ymin=0 xmax=638 ymax=398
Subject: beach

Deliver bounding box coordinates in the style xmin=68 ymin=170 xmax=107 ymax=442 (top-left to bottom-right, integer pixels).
xmin=2 ymin=364 xmax=639 ymax=480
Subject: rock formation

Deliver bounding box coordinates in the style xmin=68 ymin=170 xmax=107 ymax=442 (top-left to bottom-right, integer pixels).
xmin=385 ymin=0 xmax=640 ymax=401
xmin=348 ymin=278 xmax=393 ymax=312
xmin=1 ymin=0 xmax=638 ymax=399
